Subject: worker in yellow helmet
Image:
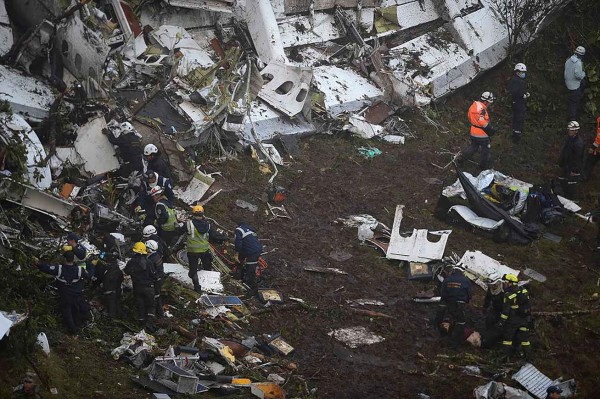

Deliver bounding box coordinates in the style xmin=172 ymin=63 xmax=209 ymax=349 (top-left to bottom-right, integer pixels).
xmin=124 ymin=242 xmax=155 ymax=327
xmin=498 ymin=273 xmax=532 ymax=361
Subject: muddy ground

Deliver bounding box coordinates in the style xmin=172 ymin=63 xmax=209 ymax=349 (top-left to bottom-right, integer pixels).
xmin=2 ymin=1 xmax=600 ymax=398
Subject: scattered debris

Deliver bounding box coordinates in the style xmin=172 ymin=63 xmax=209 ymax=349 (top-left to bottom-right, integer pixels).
xmin=303 ymin=266 xmax=348 ymax=275
xmin=328 ymin=326 xmax=385 ymax=348
xmin=512 ymin=363 xmax=576 ymax=399
xmin=236 ymin=199 xmax=259 ymax=212
xmin=458 ymin=251 xmax=520 ymax=290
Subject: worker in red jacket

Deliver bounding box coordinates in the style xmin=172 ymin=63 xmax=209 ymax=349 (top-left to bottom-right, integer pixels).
xmin=583 ymin=116 xmax=600 ymax=181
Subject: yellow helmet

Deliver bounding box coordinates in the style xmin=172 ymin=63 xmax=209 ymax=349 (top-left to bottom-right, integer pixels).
xmin=502 ymin=273 xmax=519 ymax=284
xmin=192 ymin=205 xmax=204 ymax=214
xmin=132 ymin=241 xmax=147 ymax=255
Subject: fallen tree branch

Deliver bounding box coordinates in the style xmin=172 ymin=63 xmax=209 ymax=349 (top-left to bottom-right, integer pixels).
xmin=533 ymin=308 xmax=600 ymax=316
xmin=346 ymin=307 xmax=394 ymax=319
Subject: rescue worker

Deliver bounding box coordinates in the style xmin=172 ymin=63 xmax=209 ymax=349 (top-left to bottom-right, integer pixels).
xmin=150 ymin=186 xmax=179 ymax=246
xmin=100 ymin=253 xmax=124 ymax=318
xmin=105 ymin=121 xmax=144 ymax=177
xmin=507 ymin=63 xmax=530 ymax=143
xmin=583 ymin=116 xmax=600 ymax=181
xmin=458 ymin=92 xmax=497 ymax=169
xmin=142 ymin=224 xmax=170 ymax=259
xmin=64 ymin=232 xmax=87 ymax=265
xmin=186 ymin=205 xmax=213 ymax=292
xmin=12 ymin=373 xmax=43 ymax=399
xmin=564 ymin=46 xmax=586 ymax=121
xmin=144 ymin=143 xmax=172 ymax=179
xmin=123 ymin=242 xmax=155 ymax=326
xmin=498 ymin=273 xmax=532 ymax=361
xmin=234 ymin=221 xmax=264 ymax=297
xmin=436 ymin=267 xmax=472 ymax=349
xmin=144 ymin=169 xmax=174 ymax=204
xmin=545 ymin=386 xmax=563 ymax=399
xmin=145 ymin=240 xmax=165 ymax=318
xmin=558 ymin=121 xmax=584 ymax=198
xmin=35 ymin=251 xmax=91 ymax=335
xmin=483 ymin=273 xmax=504 ymax=329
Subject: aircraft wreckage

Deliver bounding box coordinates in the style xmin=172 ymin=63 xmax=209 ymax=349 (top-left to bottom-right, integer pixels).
xmin=1 ymin=0 xmax=571 ymax=148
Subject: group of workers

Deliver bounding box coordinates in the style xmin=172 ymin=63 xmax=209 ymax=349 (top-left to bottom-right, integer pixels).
xmin=436 ymin=268 xmax=532 ymax=362
xmin=33 ymin=140 xmax=265 ymax=334
xmin=458 ymin=45 xmax=597 ymax=192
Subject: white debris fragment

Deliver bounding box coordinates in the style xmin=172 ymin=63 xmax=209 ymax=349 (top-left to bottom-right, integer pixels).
xmin=328 ymin=326 xmax=385 ymax=348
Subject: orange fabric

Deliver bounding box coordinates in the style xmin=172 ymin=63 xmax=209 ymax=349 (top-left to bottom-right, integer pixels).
xmin=468 ymin=101 xmax=490 ymax=138
xmin=593 ymin=117 xmax=600 ymax=154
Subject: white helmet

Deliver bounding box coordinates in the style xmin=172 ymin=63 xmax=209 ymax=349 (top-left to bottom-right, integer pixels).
xmin=142 ymin=225 xmax=157 ymax=238
xmin=567 ymin=121 xmax=580 ymax=130
xmin=149 ymin=186 xmax=164 ymax=197
xmin=145 ymin=240 xmax=158 ymax=253
xmin=575 ymin=46 xmax=585 ymax=56
xmin=480 ymin=91 xmax=494 ymax=103
xmin=514 ymin=63 xmax=527 ymax=72
xmin=488 ymin=273 xmax=501 ymax=283
xmin=144 ymin=143 xmax=158 ymax=156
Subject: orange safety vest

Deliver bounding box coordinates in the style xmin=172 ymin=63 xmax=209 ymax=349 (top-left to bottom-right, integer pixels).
xmin=592 ymin=116 xmax=600 ymax=154
xmin=468 ymin=101 xmax=490 ymax=138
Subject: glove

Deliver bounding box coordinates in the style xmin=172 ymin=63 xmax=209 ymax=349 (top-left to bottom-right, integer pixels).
xmin=233 ymin=253 xmax=240 ymax=263
xmin=134 ymin=205 xmax=144 ymax=213
xmin=523 ymin=92 xmax=530 ymax=99
xmin=62 ymin=245 xmax=73 ymax=252
xmin=91 ymin=259 xmax=99 ymax=266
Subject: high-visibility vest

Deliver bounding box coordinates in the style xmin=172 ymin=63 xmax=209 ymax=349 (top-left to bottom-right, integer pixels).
xmin=468 ymin=101 xmax=490 ymax=138
xmin=157 ymin=201 xmax=177 ymax=231
xmin=187 ymin=220 xmax=209 ymax=253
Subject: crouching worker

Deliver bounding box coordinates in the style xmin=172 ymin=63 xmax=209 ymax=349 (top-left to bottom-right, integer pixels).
xmin=124 ymin=242 xmax=155 ymax=327
xmin=35 ymin=251 xmax=91 ymax=335
xmin=101 ymin=253 xmax=124 ymax=318
xmin=435 ymin=267 xmax=472 ymax=349
xmin=234 ymin=221 xmax=264 ymax=297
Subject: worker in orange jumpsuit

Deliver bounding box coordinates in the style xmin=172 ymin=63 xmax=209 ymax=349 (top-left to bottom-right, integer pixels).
xmin=457 ymin=92 xmax=497 ymax=169
xmin=583 ymin=117 xmax=600 ymax=181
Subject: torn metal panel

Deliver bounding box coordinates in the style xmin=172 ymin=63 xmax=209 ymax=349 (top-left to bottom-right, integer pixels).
xmin=0 ymin=179 xmax=75 ymax=219
xmin=1 ymin=113 xmax=52 ymax=189
xmin=449 ymin=205 xmax=505 ymax=231
xmin=511 ymin=363 xmax=575 ymax=399
xmin=386 ymin=205 xmax=451 ymax=262
xmin=55 ymin=16 xmax=111 ymax=80
xmin=283 ymin=0 xmax=381 ymax=13
xmin=347 ymin=115 xmax=385 ymax=138
xmin=164 ymin=0 xmax=234 ymax=13
xmin=474 ymin=381 xmax=534 ymax=399
xmin=141 ymin=5 xmax=233 ymax=30
xmin=0 ymin=66 xmax=54 ymax=123
xmin=241 ymin=100 xmax=315 ymax=143
xmin=313 ymin=66 xmax=383 ymax=117
xmin=164 ymin=263 xmax=224 ymax=293
xmin=173 ymin=169 xmax=215 ymax=205
xmin=257 ymin=62 xmax=312 ymax=117
xmin=73 ymin=117 xmax=120 ymax=176
xmin=379 ymin=1 xmax=440 ymax=32
xmin=0 ymin=0 xmax=13 ymax=56
xmin=459 ymin=251 xmax=519 ymax=287
xmin=244 ymin=0 xmax=288 ymax=64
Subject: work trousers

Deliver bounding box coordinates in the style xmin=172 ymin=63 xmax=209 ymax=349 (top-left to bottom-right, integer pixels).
xmin=132 ymin=284 xmax=155 ymax=322
xmin=154 ymin=278 xmax=164 ymax=317
xmin=158 ymin=229 xmax=178 ymax=247
xmin=567 ymin=87 xmax=582 ymax=121
xmin=59 ymin=293 xmax=90 ymax=334
xmin=435 ymin=301 xmax=466 ymax=349
xmin=460 ymin=137 xmax=491 ymax=169
xmin=485 ymin=308 xmax=501 ymax=330
xmin=240 ymin=253 xmax=261 ymax=296
xmin=502 ymin=317 xmax=531 ymax=359
xmin=511 ymin=101 xmax=526 ymax=142
xmin=188 ymin=251 xmax=213 ymax=289
xmin=103 ymin=290 xmax=122 ymax=318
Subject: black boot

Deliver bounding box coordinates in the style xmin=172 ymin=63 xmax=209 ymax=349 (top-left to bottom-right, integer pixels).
xmin=512 ymin=131 xmax=521 ymax=143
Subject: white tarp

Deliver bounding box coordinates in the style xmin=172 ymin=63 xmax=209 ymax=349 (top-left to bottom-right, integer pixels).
xmin=387 ymin=205 xmax=451 ymax=262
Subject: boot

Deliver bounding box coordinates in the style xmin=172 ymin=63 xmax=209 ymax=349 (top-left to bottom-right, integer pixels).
xmin=512 ymin=131 xmax=521 ymax=143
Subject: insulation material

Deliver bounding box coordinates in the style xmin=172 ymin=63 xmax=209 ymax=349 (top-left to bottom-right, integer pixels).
xmin=386 ymin=205 xmax=451 ymax=262
xmin=347 ymin=115 xmax=385 ymax=139
xmin=328 ymin=326 xmax=385 ymax=348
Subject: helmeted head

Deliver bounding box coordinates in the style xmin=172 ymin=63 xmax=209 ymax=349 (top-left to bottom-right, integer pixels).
xmin=66 ymin=232 xmax=79 ymax=245
xmin=546 ymin=385 xmax=562 ymax=398
xmin=575 ymin=46 xmax=585 ymax=56
xmin=132 ymin=241 xmax=147 ymax=255
xmin=192 ymin=205 xmax=204 ymax=217
xmin=145 ymin=240 xmax=158 ymax=254
xmin=144 ymin=143 xmax=158 ymax=157
xmin=150 ymin=186 xmax=164 ymax=201
xmin=145 ymin=169 xmax=158 ymax=187
xmin=567 ymin=120 xmax=580 ymax=136
xmin=480 ymin=91 xmax=494 ymax=104
xmin=142 ymin=225 xmax=157 ymax=239
xmin=514 ymin=63 xmax=526 ymax=72
xmin=488 ymin=273 xmax=503 ymax=294
xmin=502 ymin=273 xmax=519 ymax=286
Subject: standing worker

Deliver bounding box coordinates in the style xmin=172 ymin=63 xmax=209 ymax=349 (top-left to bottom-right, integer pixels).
xmin=558 ymin=121 xmax=585 ymax=198
xmin=234 ymin=221 xmax=264 ymax=297
xmin=564 ymin=46 xmax=586 ymax=121
xmin=483 ymin=273 xmax=504 ymax=329
xmin=143 ymin=144 xmax=172 ymax=179
xmin=435 ymin=267 xmax=472 ymax=349
xmin=123 ymin=242 xmax=155 ymax=327
xmin=145 ymin=240 xmax=165 ymax=318
xmin=507 ymin=63 xmax=530 ymax=143
xmin=100 ymin=253 xmax=124 ymax=318
xmin=498 ymin=273 xmax=532 ymax=361
xmin=186 ymin=205 xmax=213 ymax=292
xmin=64 ymin=232 xmax=87 ymax=266
xmin=457 ymin=92 xmax=497 ymax=169
xmin=583 ymin=116 xmax=600 ymax=181
xmin=150 ymin=186 xmax=179 ymax=246
xmin=142 ymin=225 xmax=170 ymax=259
xmin=34 ymin=251 xmax=91 ymax=335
